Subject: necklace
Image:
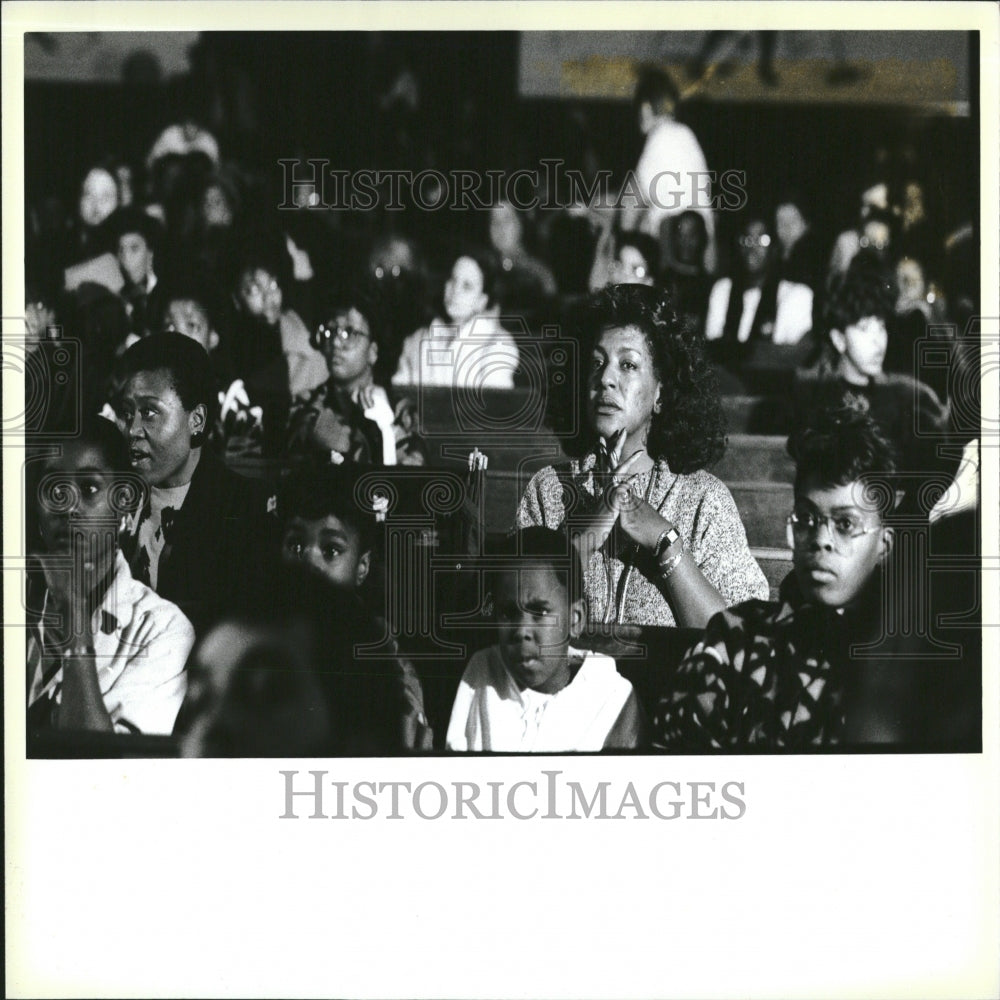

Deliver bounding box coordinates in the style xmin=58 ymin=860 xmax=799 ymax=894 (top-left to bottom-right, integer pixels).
xmin=603 ymin=464 xmax=659 ymax=625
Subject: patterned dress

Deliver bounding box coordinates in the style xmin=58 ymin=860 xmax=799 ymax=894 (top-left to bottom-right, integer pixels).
xmin=516 ymin=453 xmax=768 ymax=626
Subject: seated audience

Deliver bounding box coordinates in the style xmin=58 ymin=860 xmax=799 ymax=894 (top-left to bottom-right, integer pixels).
xmin=518 ymin=284 xmax=768 ymax=627
xmin=275 ymin=463 xmax=431 ymax=749
xmin=705 ymin=213 xmax=814 ymax=368
xmin=109 ymin=205 xmax=167 ymax=342
xmin=653 ymin=401 xmax=976 ymax=749
xmin=115 ymin=332 xmax=272 ymax=633
xmin=661 ymin=210 xmax=713 ymax=335
xmin=27 ymin=416 xmax=193 ymax=736
xmin=795 ymin=250 xmax=950 ymax=476
xmin=392 ymin=248 xmax=519 ymax=389
xmin=160 ymin=282 xmax=264 ymax=458
xmin=231 ymin=246 xmax=329 ymax=453
xmin=287 ymin=286 xmax=426 ymax=466
xmin=488 ymin=199 xmax=558 ymax=314
xmin=446 ymin=527 xmax=645 ymax=751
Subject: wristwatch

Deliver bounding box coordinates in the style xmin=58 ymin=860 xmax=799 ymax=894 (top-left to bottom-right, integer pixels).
xmin=653 ymin=526 xmax=681 ymax=560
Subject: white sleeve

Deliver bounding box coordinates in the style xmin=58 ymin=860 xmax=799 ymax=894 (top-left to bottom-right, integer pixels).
xmin=704 ymin=279 xmax=731 ymax=341
xmin=774 ymin=282 xmax=814 ymax=345
xmin=103 ymin=607 xmax=194 ymax=735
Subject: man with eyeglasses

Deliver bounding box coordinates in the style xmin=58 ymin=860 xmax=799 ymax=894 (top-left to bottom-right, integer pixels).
xmin=652 ymin=400 xmax=972 ymax=749
xmin=286 ymin=286 xmax=426 ymax=466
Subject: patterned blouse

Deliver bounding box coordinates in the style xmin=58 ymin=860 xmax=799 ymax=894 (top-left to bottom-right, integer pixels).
xmin=652 ymin=595 xmax=851 ymax=749
xmin=516 ymin=453 xmax=768 ymax=626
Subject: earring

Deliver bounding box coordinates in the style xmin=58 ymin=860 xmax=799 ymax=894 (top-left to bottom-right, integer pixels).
xmin=190 ymin=430 xmax=206 ymax=448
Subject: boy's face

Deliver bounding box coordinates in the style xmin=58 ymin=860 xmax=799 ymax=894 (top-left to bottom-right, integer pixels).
xmin=117 ymin=233 xmax=154 ymax=285
xmin=791 ymin=476 xmax=890 ymax=608
xmin=281 ymin=513 xmax=370 ymax=590
xmin=79 ymin=168 xmax=118 ymax=227
xmin=319 ymin=307 xmax=377 ymax=388
xmin=832 ymin=315 xmax=887 ymax=383
xmin=165 ymin=298 xmax=218 ymax=352
xmin=493 ymin=565 xmax=585 ymax=694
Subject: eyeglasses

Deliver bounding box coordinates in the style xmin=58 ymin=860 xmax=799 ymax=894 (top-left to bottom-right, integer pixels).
xmin=241 ymin=277 xmax=279 ymax=297
xmin=786 ymin=510 xmax=881 ymax=550
xmin=314 ymin=323 xmax=370 ymax=348
xmin=738 ymin=234 xmax=771 ymax=249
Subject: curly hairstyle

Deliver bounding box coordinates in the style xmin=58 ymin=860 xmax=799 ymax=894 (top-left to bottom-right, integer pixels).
xmin=558 ymin=283 xmax=726 ymax=473
xmin=825 ymin=250 xmax=897 ymax=337
xmin=788 ymin=395 xmax=900 ymax=512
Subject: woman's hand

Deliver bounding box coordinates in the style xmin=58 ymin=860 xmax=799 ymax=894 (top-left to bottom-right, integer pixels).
xmin=614 ymin=490 xmax=674 ymax=552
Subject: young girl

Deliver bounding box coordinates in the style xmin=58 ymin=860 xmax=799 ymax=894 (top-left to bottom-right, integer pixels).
xmin=446 ymin=528 xmax=644 ymax=751
xmin=392 ymin=248 xmax=519 ymax=390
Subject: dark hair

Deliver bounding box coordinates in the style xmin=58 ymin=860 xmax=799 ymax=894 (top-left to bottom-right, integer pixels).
xmin=633 ymin=66 xmax=679 ymax=117
xmin=108 ymin=205 xmax=164 ymax=255
xmin=33 ymin=415 xmax=146 ymax=518
xmin=617 ymin=230 xmax=661 ymax=274
xmin=824 ymin=250 xmax=897 ymax=336
xmin=276 ymin=463 xmax=378 ymax=553
xmin=565 ymin=283 xmax=726 ymax=473
xmin=120 ymin=331 xmax=216 ymax=416
xmin=451 ymin=246 xmax=499 ymax=310
xmin=314 ymin=280 xmax=387 ymax=350
xmin=722 ymin=214 xmax=779 ymax=345
xmin=160 ymin=275 xmax=227 ymax=338
xmin=487 ymin=527 xmax=585 ymax=609
xmin=788 ymin=396 xmax=900 ymax=512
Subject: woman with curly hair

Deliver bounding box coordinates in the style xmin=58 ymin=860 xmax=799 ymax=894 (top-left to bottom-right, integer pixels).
xmin=517 ymin=284 xmax=768 ymax=627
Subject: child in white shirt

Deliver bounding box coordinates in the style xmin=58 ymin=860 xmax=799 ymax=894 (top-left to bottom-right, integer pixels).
xmin=446 ymin=528 xmax=644 ymax=751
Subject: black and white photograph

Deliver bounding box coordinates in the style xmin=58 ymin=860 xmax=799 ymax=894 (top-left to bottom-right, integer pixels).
xmin=5 ymin=3 xmax=998 ymax=997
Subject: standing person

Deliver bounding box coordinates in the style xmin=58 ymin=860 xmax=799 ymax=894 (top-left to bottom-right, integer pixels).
xmin=620 ymin=67 xmax=716 ymax=273
xmin=27 ymin=417 xmax=193 ymax=737
xmin=517 ymin=284 xmax=767 ymax=628
xmin=116 ymin=332 xmax=272 ymax=634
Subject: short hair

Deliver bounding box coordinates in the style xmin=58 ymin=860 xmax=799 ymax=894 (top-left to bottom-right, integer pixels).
xmin=567 ymin=283 xmax=726 ymax=473
xmin=108 ymin=205 xmax=164 ymax=255
xmin=276 ymin=463 xmax=378 ymax=553
xmin=617 ymin=230 xmax=661 ymax=272
xmin=487 ymin=527 xmax=585 ymax=606
xmin=824 ymin=250 xmax=897 ymax=334
xmin=633 ymin=66 xmax=679 ymax=116
xmin=788 ymin=397 xmax=900 ymax=512
xmin=316 ymin=280 xmax=387 ymax=349
xmin=120 ymin=331 xmax=216 ymax=415
xmin=33 ymin=415 xmax=145 ymax=516
xmin=160 ymin=276 xmax=227 ymax=338
xmin=453 ymin=246 xmax=499 ymax=309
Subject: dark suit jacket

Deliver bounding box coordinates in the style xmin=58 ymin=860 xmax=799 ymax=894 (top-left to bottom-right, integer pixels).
xmin=123 ymin=450 xmax=274 ymax=635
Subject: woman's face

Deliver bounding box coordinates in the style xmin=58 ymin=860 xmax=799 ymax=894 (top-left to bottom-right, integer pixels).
xmin=79 ymin=168 xmax=119 ymax=228
xmin=489 ymin=203 xmax=522 ymax=255
xmin=587 ymin=325 xmax=662 ymax=446
xmin=37 ymin=440 xmax=131 ymax=579
xmin=833 ymin=315 xmax=888 ymax=383
xmin=119 ymin=368 xmax=205 ymax=488
xmin=443 ymin=256 xmax=488 ymax=324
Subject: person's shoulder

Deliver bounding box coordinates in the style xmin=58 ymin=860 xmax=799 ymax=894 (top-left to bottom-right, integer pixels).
xmin=462 ymin=645 xmax=503 ymax=687
xmin=670 ymin=466 xmax=732 ymax=501
xmin=124 ymin=573 xmax=196 ymax=643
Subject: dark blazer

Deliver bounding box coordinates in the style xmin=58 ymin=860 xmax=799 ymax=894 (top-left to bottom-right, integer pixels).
xmin=123 ymin=449 xmax=274 ymax=635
